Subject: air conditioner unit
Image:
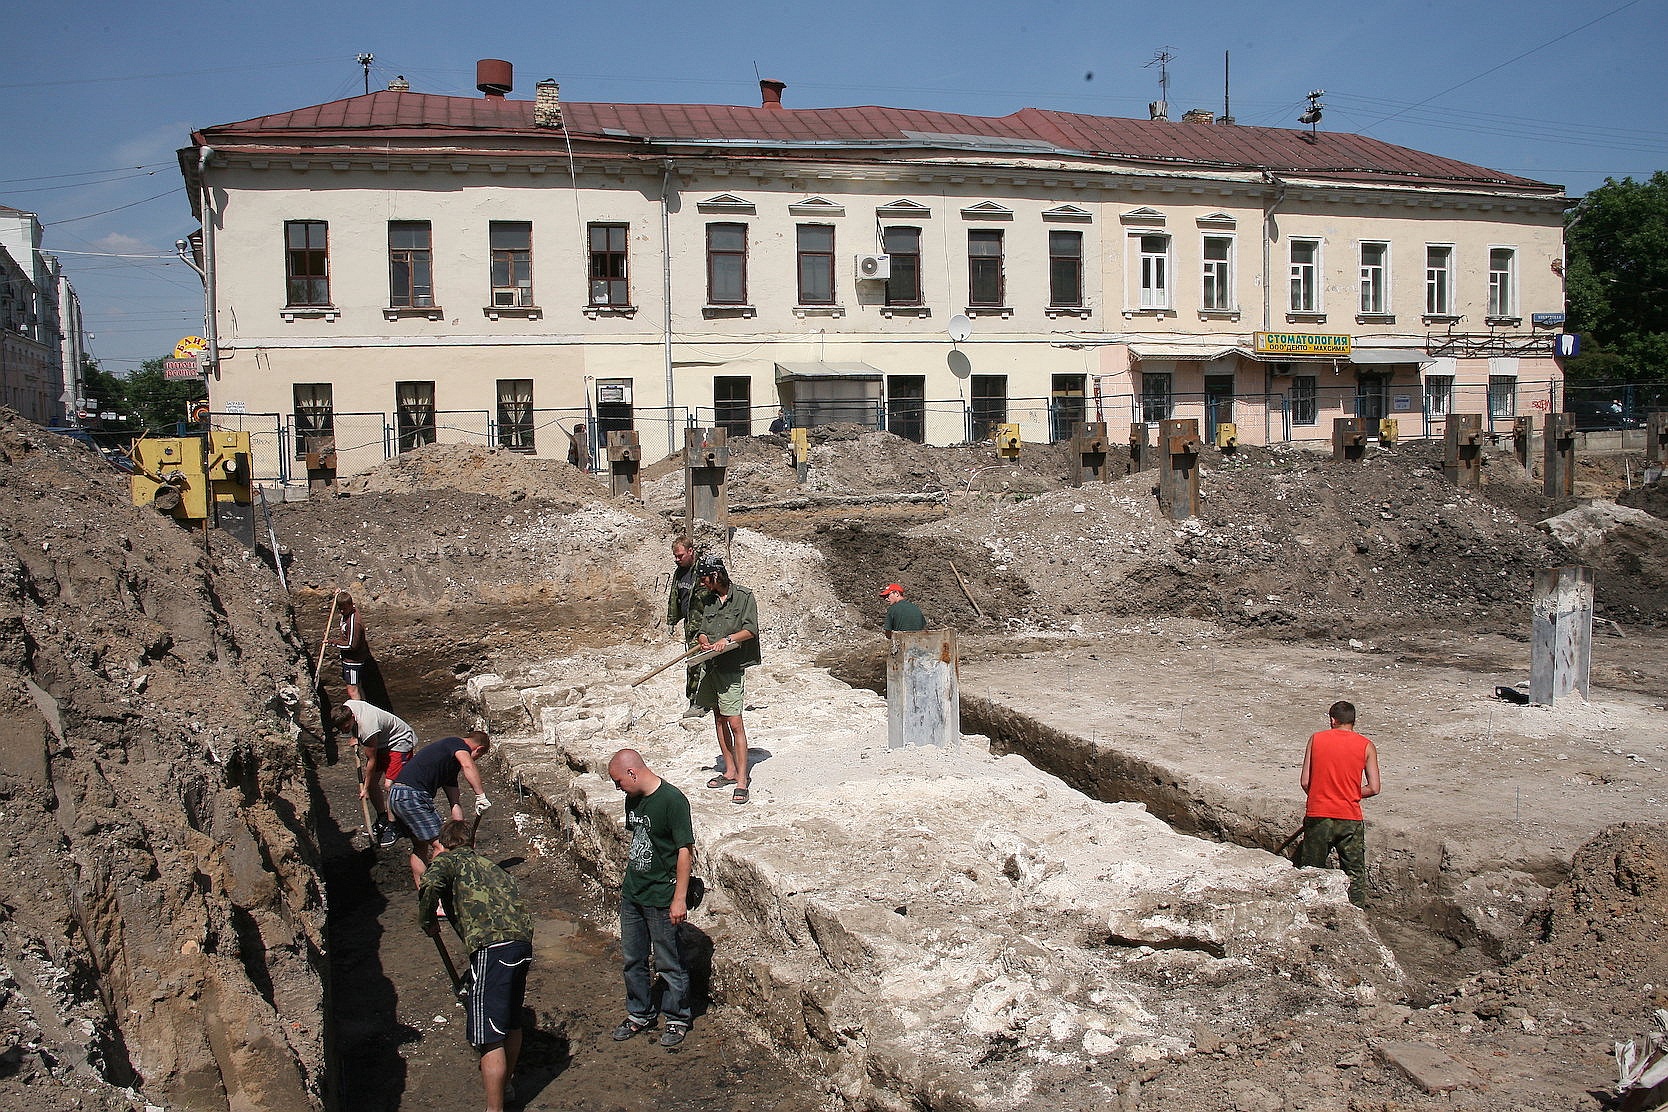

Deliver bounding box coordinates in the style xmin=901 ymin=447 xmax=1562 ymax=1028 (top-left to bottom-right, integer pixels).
xmin=855 ymin=254 xmax=891 ymax=281
xmin=493 ymin=286 xmax=529 ymax=307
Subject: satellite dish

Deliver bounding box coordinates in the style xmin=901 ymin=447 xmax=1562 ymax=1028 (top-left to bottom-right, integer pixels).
xmin=947 ymin=314 xmax=972 ymax=344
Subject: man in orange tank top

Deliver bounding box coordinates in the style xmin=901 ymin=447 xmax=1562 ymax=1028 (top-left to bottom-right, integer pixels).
xmin=1298 ymin=700 xmax=1381 ymax=907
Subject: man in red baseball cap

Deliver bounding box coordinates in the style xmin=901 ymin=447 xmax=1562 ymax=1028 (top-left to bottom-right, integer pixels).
xmin=880 ymin=583 xmax=926 ymax=639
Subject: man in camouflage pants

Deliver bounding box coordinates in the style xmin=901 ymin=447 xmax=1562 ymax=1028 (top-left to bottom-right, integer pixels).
xmin=419 ymin=819 xmax=534 ymax=1112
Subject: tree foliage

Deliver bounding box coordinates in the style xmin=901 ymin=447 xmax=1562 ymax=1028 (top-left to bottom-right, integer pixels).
xmin=1564 ymin=170 xmax=1668 ymax=385
xmin=124 ymin=357 xmax=208 ymax=431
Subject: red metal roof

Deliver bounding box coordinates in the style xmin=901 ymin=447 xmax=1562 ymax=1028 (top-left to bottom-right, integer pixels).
xmin=196 ymin=90 xmax=1556 ymax=193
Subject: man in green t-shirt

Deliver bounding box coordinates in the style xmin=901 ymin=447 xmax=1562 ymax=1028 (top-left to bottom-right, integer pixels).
xmin=606 ymin=748 xmax=696 ymax=1047
xmin=418 ymin=820 xmax=534 ymax=1112
xmin=692 ymin=554 xmax=761 ymax=805
xmin=881 ymin=583 xmax=927 ymax=638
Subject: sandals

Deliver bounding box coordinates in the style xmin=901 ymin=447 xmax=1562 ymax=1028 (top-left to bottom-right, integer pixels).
xmin=706 ymin=775 xmax=737 ymax=789
xmin=731 ymin=786 xmax=750 ymax=805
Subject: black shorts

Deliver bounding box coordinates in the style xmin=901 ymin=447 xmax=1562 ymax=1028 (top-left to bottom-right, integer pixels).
xmin=466 ymin=939 xmax=532 ymax=1048
xmin=341 ymin=659 xmax=364 ymax=686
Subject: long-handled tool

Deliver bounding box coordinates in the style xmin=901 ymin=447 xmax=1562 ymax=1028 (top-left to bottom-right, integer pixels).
xmin=432 ymin=927 xmax=464 ymax=999
xmin=629 ymin=640 xmax=737 ymax=688
xmin=315 ymin=590 xmax=340 ymax=692
xmin=354 ymin=742 xmax=377 ymax=849
xmin=1274 ymin=826 xmax=1305 ymax=859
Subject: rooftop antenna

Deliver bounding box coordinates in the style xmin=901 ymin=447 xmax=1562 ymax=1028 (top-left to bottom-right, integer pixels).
xmin=1220 ymin=51 xmax=1234 ymax=125
xmin=1298 ymin=89 xmax=1325 ymax=140
xmin=1144 ymin=47 xmax=1175 ymax=120
xmin=357 ymin=52 xmax=374 ymax=96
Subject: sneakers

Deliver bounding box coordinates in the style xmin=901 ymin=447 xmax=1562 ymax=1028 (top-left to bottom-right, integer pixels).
xmin=681 ymin=703 xmax=707 ymax=719
xmin=373 ymin=818 xmax=397 ymax=847
xmin=611 ymin=1016 xmax=655 ymax=1041
xmin=659 ymin=1021 xmax=690 ymax=1048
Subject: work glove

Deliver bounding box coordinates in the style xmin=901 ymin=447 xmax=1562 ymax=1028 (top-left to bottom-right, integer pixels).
xmin=475 ymin=794 xmax=492 ymax=816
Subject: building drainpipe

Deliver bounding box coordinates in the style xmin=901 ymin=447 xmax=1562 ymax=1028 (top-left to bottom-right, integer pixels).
xmin=197 ymin=146 xmax=219 ymax=388
xmin=660 ymin=160 xmax=677 ymax=444
xmin=1261 ymin=171 xmax=1287 ymax=398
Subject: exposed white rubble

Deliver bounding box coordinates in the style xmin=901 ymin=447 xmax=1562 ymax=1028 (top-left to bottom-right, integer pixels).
xmin=472 ymin=648 xmax=1404 ymax=1109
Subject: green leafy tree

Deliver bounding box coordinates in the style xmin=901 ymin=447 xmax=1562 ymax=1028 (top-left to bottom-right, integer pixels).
xmin=1564 ymin=171 xmax=1668 ymax=385
xmin=124 ymin=356 xmax=208 ymax=431
xmin=78 ymin=358 xmax=133 ymax=420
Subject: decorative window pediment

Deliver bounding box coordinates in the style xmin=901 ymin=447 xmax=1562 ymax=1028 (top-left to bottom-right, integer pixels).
xmin=877 ymin=199 xmax=932 ymax=219
xmin=1043 ymin=204 xmax=1093 ymax=223
xmin=960 ymin=200 xmax=1013 ymax=220
xmin=697 ymin=194 xmax=757 ymax=215
xmin=1120 ymin=207 xmax=1167 ymax=226
xmin=789 ymin=196 xmax=845 ymax=217
xmin=1197 ymin=212 xmax=1237 ymax=228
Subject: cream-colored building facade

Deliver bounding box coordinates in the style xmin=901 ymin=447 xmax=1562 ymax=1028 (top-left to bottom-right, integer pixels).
xmin=180 ymin=65 xmax=1568 ymax=479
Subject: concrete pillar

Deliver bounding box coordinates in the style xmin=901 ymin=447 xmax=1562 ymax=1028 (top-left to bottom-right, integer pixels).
xmin=1157 ymin=418 xmax=1202 ymax=521
xmin=887 ymin=628 xmax=959 ymax=750
xmin=1443 ymin=414 xmax=1484 ymax=489
xmin=1512 ymin=415 xmax=1535 ymax=471
xmin=1068 ymin=421 xmax=1110 ymax=486
xmin=1530 ymin=565 xmax=1593 ymax=705
xmin=683 ymin=427 xmax=728 ymax=528
xmin=1332 ymin=417 xmax=1367 ymax=461
xmin=606 ymin=429 xmax=641 ymax=498
xmin=1542 ymin=412 xmax=1575 ymax=498
xmin=1128 ymin=423 xmax=1152 ymax=474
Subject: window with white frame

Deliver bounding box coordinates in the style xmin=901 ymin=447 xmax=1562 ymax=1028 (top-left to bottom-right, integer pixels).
xmin=1359 ymin=242 xmax=1388 ymax=315
xmin=1202 ymin=235 xmax=1233 ymax=310
xmin=1138 ymin=234 xmax=1171 ymax=309
xmin=1425 ymin=245 xmax=1455 ymax=316
xmin=1488 ymin=248 xmax=1516 ymax=319
xmin=1289 ymin=239 xmax=1321 ymax=312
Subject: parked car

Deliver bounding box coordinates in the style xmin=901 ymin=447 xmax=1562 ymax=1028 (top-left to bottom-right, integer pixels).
xmin=1565 ymin=398 xmax=1640 ymax=431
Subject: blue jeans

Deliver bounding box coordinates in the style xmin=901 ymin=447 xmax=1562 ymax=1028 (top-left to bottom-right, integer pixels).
xmin=619 ymin=897 xmax=690 ymax=1025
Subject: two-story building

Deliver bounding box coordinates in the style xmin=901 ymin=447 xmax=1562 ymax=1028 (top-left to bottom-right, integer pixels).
xmin=179 ymin=60 xmax=1567 ymax=478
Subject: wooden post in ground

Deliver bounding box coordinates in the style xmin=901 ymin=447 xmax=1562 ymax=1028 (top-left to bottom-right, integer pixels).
xmin=1543 ymin=412 xmax=1576 ymax=498
xmin=1530 ymin=565 xmax=1593 ymax=705
xmin=684 ymin=427 xmax=729 ymax=530
xmin=886 ymin=629 xmax=959 ymax=751
xmin=1443 ymin=413 xmax=1484 ymax=489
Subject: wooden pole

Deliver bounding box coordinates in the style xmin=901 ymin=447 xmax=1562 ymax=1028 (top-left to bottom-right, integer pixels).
xmin=315 ymin=590 xmax=340 ymax=690
xmin=948 ymin=561 xmax=985 ymax=619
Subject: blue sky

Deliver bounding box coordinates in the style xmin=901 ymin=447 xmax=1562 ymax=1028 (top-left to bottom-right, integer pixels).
xmin=4 ymin=0 xmax=1663 ymax=376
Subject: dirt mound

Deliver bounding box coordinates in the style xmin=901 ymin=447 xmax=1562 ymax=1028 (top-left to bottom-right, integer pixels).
xmin=1618 ymin=475 xmax=1668 ymax=520
xmin=347 ymin=441 xmax=611 ymax=503
xmin=1540 ymin=502 xmax=1668 ymax=623
xmin=0 ymin=412 xmax=325 ymax=1110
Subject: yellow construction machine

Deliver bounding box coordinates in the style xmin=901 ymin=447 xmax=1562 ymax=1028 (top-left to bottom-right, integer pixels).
xmin=129 ymin=430 xmax=253 ymax=523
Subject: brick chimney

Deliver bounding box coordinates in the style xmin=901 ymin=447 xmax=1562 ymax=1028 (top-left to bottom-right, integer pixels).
xmin=759 ymin=79 xmax=786 ymax=110
xmin=534 ymin=79 xmax=562 ymax=128
xmin=1182 ymin=108 xmax=1215 ymax=124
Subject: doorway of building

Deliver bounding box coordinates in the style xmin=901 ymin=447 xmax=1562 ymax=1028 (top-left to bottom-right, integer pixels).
xmin=1204 ymin=374 xmax=1235 ymax=441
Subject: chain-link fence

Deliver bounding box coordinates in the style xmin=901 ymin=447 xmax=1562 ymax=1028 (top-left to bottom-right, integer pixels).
xmin=207 ymin=412 xmax=286 ymax=483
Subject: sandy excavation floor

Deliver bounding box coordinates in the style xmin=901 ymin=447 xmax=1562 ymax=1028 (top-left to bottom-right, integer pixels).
xmin=3 ymin=410 xmax=1668 ymax=1111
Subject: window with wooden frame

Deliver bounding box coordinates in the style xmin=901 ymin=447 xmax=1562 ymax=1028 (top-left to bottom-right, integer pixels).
xmin=489 ymin=222 xmax=533 ymax=307
xmin=883 ymin=226 xmax=922 ymax=306
xmin=968 ymin=229 xmax=1004 ymax=307
xmin=1139 ymin=372 xmax=1172 ymax=423
xmin=292 ymin=383 xmax=334 ymax=460
xmin=1048 ymin=230 xmax=1083 ymax=308
xmin=285 ymin=220 xmax=330 ymax=306
xmin=395 ymin=381 xmax=436 ymax=452
xmin=714 ymin=376 xmax=752 ymax=438
xmin=970 ymin=375 xmax=1007 ymax=442
xmin=588 ymin=223 xmax=629 ymax=306
xmin=706 ymin=223 xmax=748 ymax=305
xmin=1291 ymin=374 xmax=1319 ymax=426
xmin=796 ymin=224 xmax=835 ymax=305
xmin=496 ymin=379 xmax=535 ymax=452
xmin=388 ymin=221 xmax=434 ymax=307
